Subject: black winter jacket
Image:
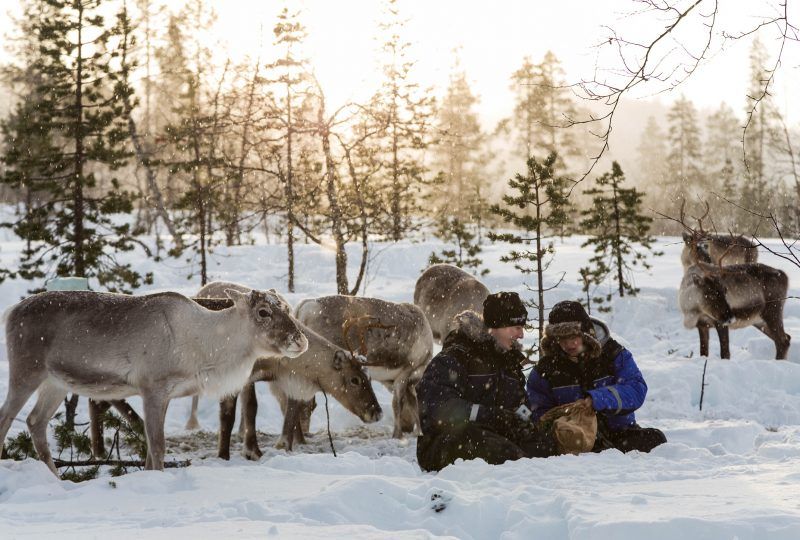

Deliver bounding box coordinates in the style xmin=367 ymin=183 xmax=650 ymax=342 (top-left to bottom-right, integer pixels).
xmin=416 ymin=311 xmax=528 ymax=438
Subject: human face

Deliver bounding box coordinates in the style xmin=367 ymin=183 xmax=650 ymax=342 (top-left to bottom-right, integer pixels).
xmin=558 ymin=334 xmax=584 ymax=358
xmin=489 ymin=325 xmax=525 ymax=351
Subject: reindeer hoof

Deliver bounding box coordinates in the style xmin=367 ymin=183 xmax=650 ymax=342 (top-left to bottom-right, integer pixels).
xmin=275 ymin=436 xmax=293 ymax=451
xmin=184 ymin=418 xmax=201 ymax=431
xmin=218 ymin=450 xmax=231 ymax=461
xmin=241 ymin=446 xmax=263 ymax=461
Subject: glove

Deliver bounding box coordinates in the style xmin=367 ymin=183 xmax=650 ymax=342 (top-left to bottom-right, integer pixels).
xmin=476 ymin=405 xmax=537 ymax=442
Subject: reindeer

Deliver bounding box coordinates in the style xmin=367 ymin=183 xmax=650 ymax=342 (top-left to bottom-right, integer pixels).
xmin=414 ymin=263 xmax=490 ymax=343
xmin=194 ymin=281 xmax=381 ymax=457
xmin=680 ymin=232 xmax=758 ymax=268
xmin=678 ymin=204 xmax=790 ymax=359
xmin=0 ymin=289 xmax=308 ymax=474
xmin=295 ymin=295 xmax=434 ymax=438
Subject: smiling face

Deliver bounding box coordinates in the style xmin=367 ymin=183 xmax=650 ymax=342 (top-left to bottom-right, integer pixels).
xmin=488 ymin=325 xmax=525 ymax=351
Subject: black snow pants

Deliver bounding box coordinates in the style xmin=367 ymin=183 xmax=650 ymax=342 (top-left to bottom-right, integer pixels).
xmin=416 ymin=423 xmax=558 ymax=472
xmin=594 ymin=424 xmax=667 ymax=454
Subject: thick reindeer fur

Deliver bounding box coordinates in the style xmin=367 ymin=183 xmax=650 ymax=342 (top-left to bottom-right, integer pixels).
xmin=0 ymin=289 xmax=308 ymax=474
xmin=413 ymin=264 xmax=490 ymax=343
xmin=295 ymin=295 xmax=434 ymax=439
xmin=680 ymin=232 xmax=758 ymax=269
xmin=196 ymin=281 xmax=381 ymax=459
xmin=679 ymin=239 xmax=790 ymax=359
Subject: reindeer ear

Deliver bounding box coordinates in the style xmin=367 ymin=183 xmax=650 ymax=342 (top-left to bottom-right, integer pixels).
xmin=333 ymin=350 xmax=346 ymax=370
xmin=682 ymin=232 xmax=692 ymax=243
xmin=225 ymin=288 xmax=249 ymax=308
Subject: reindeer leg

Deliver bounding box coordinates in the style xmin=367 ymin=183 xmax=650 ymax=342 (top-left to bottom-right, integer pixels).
xmin=300 ymin=397 xmax=316 ymax=436
xmin=390 ymin=379 xmax=406 ymax=439
xmin=292 ymin=399 xmax=313 ymax=445
xmin=714 ymin=323 xmax=730 ymax=359
xmin=185 ymin=396 xmax=201 ymax=430
xmin=141 ymin=390 xmax=169 ymax=471
xmin=754 ymin=318 xmax=791 ymax=360
xmin=218 ymin=394 xmax=237 ymax=460
xmin=402 ymin=382 xmax=422 ymax=435
xmin=240 ymin=382 xmax=263 ymax=460
xmin=697 ymin=324 xmax=710 ymax=357
xmin=277 ymin=399 xmax=301 ymax=451
xmin=0 ymin=368 xmax=45 ymax=460
xmin=27 ymin=380 xmax=67 ymax=475
xmin=89 ymin=399 xmax=113 ymax=459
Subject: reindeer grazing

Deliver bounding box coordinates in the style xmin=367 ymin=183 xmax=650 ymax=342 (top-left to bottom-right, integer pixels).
xmin=196 ymin=282 xmax=381 ymax=458
xmin=0 ymin=289 xmax=308 ymax=474
xmin=414 ymin=263 xmax=490 ymax=343
xmin=678 ymin=204 xmax=790 ymax=360
xmin=295 ymin=295 xmax=434 ymax=438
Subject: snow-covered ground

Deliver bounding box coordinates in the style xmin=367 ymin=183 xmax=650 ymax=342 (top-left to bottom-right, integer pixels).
xmin=2 ymin=230 xmax=800 ymax=539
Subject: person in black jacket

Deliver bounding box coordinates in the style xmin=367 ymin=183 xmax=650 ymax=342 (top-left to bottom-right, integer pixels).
xmin=416 ymin=292 xmax=558 ymax=472
xmin=526 ymin=300 xmax=666 ymax=453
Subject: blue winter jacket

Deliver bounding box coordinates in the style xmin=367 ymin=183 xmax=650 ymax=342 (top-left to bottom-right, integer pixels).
xmin=526 ymin=321 xmax=647 ymax=432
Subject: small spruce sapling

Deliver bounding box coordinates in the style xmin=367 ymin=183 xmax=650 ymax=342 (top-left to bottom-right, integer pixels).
xmin=579 ymin=161 xmax=662 ymax=312
xmin=429 ymin=216 xmax=489 ymax=276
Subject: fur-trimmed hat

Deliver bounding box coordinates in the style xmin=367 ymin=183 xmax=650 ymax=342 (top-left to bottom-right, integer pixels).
xmin=546 ymin=301 xmax=592 ymax=339
xmin=542 ymin=301 xmax=601 ymax=358
xmin=483 ymin=292 xmax=528 ymax=329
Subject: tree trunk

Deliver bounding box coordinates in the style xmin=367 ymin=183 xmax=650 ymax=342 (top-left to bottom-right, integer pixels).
xmin=612 ymin=182 xmax=625 ymax=297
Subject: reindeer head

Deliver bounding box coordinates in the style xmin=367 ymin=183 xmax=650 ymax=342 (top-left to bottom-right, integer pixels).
xmin=226 ymin=289 xmax=308 ymax=358
xmin=324 ymin=349 xmax=382 ymax=423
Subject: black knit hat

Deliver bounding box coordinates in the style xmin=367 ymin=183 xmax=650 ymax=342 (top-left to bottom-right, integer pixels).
xmin=483 ymin=292 xmax=528 ymax=328
xmin=546 ymin=301 xmax=592 ymax=338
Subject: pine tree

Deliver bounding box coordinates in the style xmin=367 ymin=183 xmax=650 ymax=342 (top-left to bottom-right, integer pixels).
xmin=159 ymin=2 xmax=227 ymax=286
xmin=429 ymin=216 xmax=489 ymax=277
xmin=488 ymin=152 xmax=570 ymax=343
xmin=635 ymin=115 xmax=670 ymax=231
xmin=371 ymin=0 xmax=437 ymax=241
xmin=665 ymin=95 xmax=704 ymax=216
xmin=741 ymin=37 xmax=782 ymax=230
xmin=1 ymin=0 xmax=150 ymax=292
xmin=501 ymin=52 xmax=584 ymax=169
xmin=432 ymin=63 xmax=486 ymax=223
xmin=500 ymin=53 xmax=581 ymax=235
xmin=267 ymin=6 xmax=314 ymax=291
xmin=579 ymin=162 xmax=661 ymax=312
xmin=704 ymin=103 xmax=743 ymax=230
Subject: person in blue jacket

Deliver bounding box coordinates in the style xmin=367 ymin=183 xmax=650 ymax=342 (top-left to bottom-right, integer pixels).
xmin=416 ymin=292 xmax=558 ymax=472
xmin=526 ymin=300 xmax=666 ymax=453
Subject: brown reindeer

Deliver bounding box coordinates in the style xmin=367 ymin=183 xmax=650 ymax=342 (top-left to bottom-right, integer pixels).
xmin=414 ymin=263 xmax=490 ymax=343
xmin=680 ymin=232 xmax=758 ymax=268
xmin=295 ymin=295 xmax=434 ymax=438
xmin=196 ymin=282 xmax=381 ymax=457
xmin=678 ymin=206 xmax=790 ymax=359
xmin=0 ymin=289 xmax=308 ymax=474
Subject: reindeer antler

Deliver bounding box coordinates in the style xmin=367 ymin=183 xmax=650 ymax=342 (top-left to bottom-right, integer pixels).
xmin=341 ymin=316 xmax=396 ymax=365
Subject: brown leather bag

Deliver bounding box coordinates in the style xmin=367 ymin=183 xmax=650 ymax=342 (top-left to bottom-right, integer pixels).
xmin=539 ymin=398 xmax=597 ymax=455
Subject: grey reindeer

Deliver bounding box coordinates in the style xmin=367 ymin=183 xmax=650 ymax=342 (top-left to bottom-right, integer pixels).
xmin=194 ymin=281 xmax=381 ymax=458
xmin=0 ymin=289 xmax=308 ymax=474
xmin=678 ymin=204 xmax=790 ymax=360
xmin=295 ymin=295 xmax=433 ymax=439
xmin=414 ymin=263 xmax=490 ymax=343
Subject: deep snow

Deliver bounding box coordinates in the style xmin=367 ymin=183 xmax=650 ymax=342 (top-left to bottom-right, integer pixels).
xmin=1 ymin=230 xmax=800 ymax=539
